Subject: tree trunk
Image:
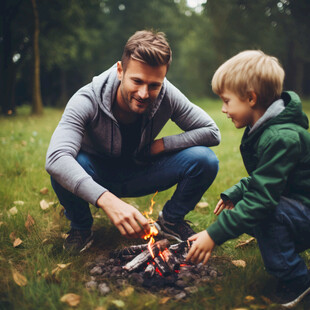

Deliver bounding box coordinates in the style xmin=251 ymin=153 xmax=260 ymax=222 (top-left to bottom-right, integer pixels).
xmin=31 ymin=0 xmax=43 ymax=115
xmin=1 ymin=0 xmax=18 ymax=115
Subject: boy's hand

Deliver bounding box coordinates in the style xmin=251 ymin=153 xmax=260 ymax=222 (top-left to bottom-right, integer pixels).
xmin=214 ymin=198 xmax=234 ymax=215
xmin=186 ymin=230 xmax=215 ymax=265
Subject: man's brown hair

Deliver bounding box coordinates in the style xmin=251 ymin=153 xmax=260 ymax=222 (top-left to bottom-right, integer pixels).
xmin=121 ymin=30 xmax=172 ymax=72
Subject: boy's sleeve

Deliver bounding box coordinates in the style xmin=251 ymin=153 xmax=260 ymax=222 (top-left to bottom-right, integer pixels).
xmin=221 ymin=177 xmax=251 ymax=205
xmin=207 ymin=129 xmax=301 ymax=245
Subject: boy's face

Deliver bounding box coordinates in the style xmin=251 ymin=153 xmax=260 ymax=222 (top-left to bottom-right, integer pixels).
xmin=220 ymin=90 xmax=255 ymax=128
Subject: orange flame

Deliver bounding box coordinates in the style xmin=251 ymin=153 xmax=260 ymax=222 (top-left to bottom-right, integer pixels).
xmin=143 ymin=191 xmax=159 ymax=258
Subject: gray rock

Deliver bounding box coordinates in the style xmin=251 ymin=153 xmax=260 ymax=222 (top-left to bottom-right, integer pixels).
xmin=90 ymin=266 xmax=103 ymax=275
xmin=98 ymin=282 xmax=110 ymax=295
xmin=174 ymin=291 xmax=187 ymax=300
xmin=85 ymin=280 xmax=98 ymax=290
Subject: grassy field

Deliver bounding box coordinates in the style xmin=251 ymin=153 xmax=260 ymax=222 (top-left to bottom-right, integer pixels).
xmin=0 ymin=98 xmax=309 ymax=310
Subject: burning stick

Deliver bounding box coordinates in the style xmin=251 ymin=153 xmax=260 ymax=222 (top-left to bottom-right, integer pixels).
xmin=154 ymin=255 xmax=171 ymax=277
xmin=169 ymin=240 xmax=192 ymax=254
xmin=161 ymin=248 xmax=180 ymax=272
xmin=123 ymin=239 xmax=170 ymax=272
xmin=110 ymin=244 xmax=149 ymax=259
xmin=144 ymin=263 xmax=156 ymax=278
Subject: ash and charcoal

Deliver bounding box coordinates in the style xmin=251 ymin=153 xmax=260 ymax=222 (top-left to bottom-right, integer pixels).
xmin=86 ymin=239 xmax=222 ymax=299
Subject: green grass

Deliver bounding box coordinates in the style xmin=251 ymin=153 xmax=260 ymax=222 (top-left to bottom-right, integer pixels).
xmin=0 ymin=99 xmax=310 ymax=310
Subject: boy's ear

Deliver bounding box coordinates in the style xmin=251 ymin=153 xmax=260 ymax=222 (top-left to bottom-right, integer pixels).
xmin=248 ymin=91 xmax=257 ymax=107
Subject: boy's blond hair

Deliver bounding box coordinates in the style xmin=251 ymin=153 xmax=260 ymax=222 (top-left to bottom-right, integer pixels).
xmin=212 ymin=50 xmax=285 ymax=107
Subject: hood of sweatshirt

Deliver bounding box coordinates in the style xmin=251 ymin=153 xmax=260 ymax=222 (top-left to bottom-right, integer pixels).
xmin=243 ymin=91 xmax=309 ymax=142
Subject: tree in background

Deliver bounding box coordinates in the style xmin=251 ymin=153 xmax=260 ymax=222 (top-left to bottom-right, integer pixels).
xmin=1 ymin=0 xmax=310 ymax=115
xmin=30 ymin=0 xmax=43 ymax=115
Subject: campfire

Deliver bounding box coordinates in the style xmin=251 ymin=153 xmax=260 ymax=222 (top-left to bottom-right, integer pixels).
xmin=87 ymin=194 xmax=223 ymax=298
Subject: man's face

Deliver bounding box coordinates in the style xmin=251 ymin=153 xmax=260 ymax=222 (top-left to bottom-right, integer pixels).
xmin=220 ymin=89 xmax=254 ymax=128
xmin=117 ymin=59 xmax=167 ymax=115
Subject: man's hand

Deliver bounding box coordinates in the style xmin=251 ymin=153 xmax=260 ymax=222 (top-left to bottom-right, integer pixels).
xmin=150 ymin=138 xmax=164 ymax=156
xmin=186 ymin=230 xmax=215 ymax=265
xmin=214 ymin=198 xmax=234 ymax=216
xmin=97 ymin=191 xmax=150 ymax=239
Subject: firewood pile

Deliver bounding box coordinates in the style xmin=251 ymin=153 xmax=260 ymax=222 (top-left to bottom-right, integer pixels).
xmin=86 ymin=238 xmax=222 ymax=299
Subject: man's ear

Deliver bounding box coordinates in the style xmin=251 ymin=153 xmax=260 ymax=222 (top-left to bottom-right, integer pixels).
xmin=117 ymin=61 xmax=123 ymax=81
xmin=248 ymin=91 xmax=257 ymax=107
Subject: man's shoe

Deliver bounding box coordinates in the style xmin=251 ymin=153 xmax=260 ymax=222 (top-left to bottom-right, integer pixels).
xmin=63 ymin=229 xmax=94 ymax=254
xmin=274 ymin=278 xmax=310 ymax=308
xmin=155 ymin=211 xmax=195 ymax=242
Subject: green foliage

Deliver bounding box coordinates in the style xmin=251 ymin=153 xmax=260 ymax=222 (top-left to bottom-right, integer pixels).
xmin=1 ymin=100 xmax=310 ymax=309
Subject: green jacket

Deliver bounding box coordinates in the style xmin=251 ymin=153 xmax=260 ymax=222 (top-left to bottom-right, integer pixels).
xmin=207 ymin=91 xmax=310 ymax=245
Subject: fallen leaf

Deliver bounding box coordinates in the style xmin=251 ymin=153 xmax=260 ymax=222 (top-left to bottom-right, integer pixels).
xmin=61 ymin=233 xmax=69 ymax=239
xmin=235 ymin=237 xmax=255 ymax=248
xmin=244 ymin=295 xmax=255 ymax=302
xmin=40 ymin=200 xmax=50 ymax=210
xmin=196 ymin=202 xmax=209 ymax=208
xmin=60 ymin=293 xmax=80 ymax=307
xmin=25 ymin=213 xmax=35 ymax=232
xmin=12 ymin=269 xmax=28 ymax=286
xmin=261 ymin=295 xmax=272 ymax=304
xmin=231 ymin=259 xmax=246 ymax=268
xmin=94 ymin=307 xmax=107 ymax=310
xmin=119 ymin=286 xmax=134 ymax=297
xmin=13 ymin=238 xmax=23 ymax=247
xmin=40 ymin=187 xmax=49 ymax=195
xmin=111 ymin=300 xmax=125 ymax=308
xmin=13 ymin=201 xmax=24 ymax=206
xmin=214 ymin=284 xmax=223 ymax=293
xmin=9 ymin=232 xmax=17 ymax=241
xmin=159 ymin=297 xmax=170 ymax=304
xmin=57 ymin=263 xmax=72 ymax=269
xmin=21 ymin=140 xmax=27 ymax=146
xmin=9 ymin=207 xmax=18 ymax=215
xmin=0 ymin=221 xmax=6 ymax=227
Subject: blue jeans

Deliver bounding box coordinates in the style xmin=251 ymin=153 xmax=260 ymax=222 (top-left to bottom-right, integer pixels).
xmin=253 ymin=196 xmax=310 ymax=283
xmin=51 ymin=146 xmax=219 ymax=230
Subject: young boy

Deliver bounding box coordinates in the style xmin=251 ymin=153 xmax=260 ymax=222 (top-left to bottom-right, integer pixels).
xmin=186 ymin=50 xmax=310 ymax=308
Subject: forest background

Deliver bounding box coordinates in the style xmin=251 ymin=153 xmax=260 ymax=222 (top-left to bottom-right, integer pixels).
xmin=1 ymin=0 xmax=310 ymax=115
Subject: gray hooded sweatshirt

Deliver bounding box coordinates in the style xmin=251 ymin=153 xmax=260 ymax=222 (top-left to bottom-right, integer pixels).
xmin=46 ymin=64 xmax=221 ymax=206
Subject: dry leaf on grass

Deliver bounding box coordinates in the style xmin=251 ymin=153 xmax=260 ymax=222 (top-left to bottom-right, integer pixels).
xmin=231 ymin=259 xmax=246 ymax=268
xmin=235 ymin=237 xmax=255 ymax=248
xmin=13 ymin=238 xmax=23 ymax=247
xmin=40 ymin=200 xmax=50 ymax=210
xmin=13 ymin=201 xmax=24 ymax=206
xmin=119 ymin=286 xmax=134 ymax=297
xmin=25 ymin=213 xmax=35 ymax=232
xmin=12 ymin=269 xmax=28 ymax=286
xmin=60 ymin=293 xmax=81 ymax=307
xmin=94 ymin=307 xmax=107 ymax=310
xmin=57 ymin=263 xmax=72 ymax=269
xmin=196 ymin=202 xmax=209 ymax=208
xmin=8 ymin=207 xmax=18 ymax=215
xmin=159 ymin=297 xmax=170 ymax=304
xmin=9 ymin=232 xmax=16 ymax=241
xmin=40 ymin=187 xmax=49 ymax=195
xmin=111 ymin=300 xmax=125 ymax=308
xmin=244 ymin=295 xmax=255 ymax=302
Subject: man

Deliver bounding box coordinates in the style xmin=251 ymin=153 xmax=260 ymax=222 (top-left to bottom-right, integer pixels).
xmin=46 ymin=30 xmax=220 ymax=253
